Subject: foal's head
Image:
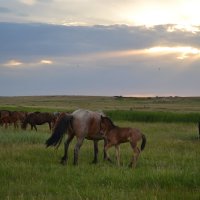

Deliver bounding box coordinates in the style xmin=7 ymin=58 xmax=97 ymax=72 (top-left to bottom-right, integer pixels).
xmin=100 ymin=116 xmax=115 ymax=136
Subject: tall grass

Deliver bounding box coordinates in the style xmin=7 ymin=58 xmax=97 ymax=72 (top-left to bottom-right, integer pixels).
xmin=106 ymin=110 xmax=200 ymax=123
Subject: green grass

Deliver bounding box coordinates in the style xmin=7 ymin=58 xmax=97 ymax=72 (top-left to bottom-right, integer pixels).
xmin=0 ymin=122 xmax=199 ymax=200
xmin=0 ymin=96 xmax=200 ymax=199
xmin=106 ymin=110 xmax=200 ymax=123
xmin=0 ymin=95 xmax=200 ymax=112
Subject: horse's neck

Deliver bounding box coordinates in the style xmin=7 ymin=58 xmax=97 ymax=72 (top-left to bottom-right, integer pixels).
xmin=107 ymin=121 xmax=117 ymax=131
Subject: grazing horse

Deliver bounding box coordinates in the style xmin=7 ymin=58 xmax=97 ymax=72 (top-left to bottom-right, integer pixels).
xmin=0 ymin=110 xmax=11 ymax=128
xmin=9 ymin=111 xmax=27 ymax=129
xmin=46 ymin=109 xmax=107 ymax=165
xmin=100 ymin=116 xmax=146 ymax=168
xmin=21 ymin=112 xmax=56 ymax=131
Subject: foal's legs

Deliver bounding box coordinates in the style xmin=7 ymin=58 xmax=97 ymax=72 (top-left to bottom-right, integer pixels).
xmin=61 ymin=133 xmax=74 ymax=165
xmin=129 ymin=142 xmax=140 ymax=168
xmin=104 ymin=143 xmax=114 ymax=162
xmin=74 ymin=137 xmax=84 ymax=165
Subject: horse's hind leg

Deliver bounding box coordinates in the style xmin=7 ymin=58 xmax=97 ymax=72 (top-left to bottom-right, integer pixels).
xmin=129 ymin=142 xmax=140 ymax=168
xmin=61 ymin=133 xmax=74 ymax=165
xmin=74 ymin=137 xmax=84 ymax=165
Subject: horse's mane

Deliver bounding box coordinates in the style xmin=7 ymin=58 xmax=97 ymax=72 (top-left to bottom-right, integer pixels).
xmin=104 ymin=116 xmax=116 ymax=128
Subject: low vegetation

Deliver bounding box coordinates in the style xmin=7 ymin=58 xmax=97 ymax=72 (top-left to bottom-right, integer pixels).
xmin=106 ymin=110 xmax=200 ymax=123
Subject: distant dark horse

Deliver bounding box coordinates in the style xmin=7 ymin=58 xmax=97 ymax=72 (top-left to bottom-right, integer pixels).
xmin=100 ymin=116 xmax=146 ymax=168
xmin=46 ymin=109 xmax=107 ymax=165
xmin=21 ymin=112 xmax=56 ymax=131
xmin=0 ymin=110 xmax=11 ymax=128
xmin=2 ymin=111 xmax=27 ymax=129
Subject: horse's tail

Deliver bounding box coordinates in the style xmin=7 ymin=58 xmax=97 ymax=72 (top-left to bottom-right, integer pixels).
xmin=141 ymin=134 xmax=146 ymax=151
xmin=45 ymin=113 xmax=73 ymax=148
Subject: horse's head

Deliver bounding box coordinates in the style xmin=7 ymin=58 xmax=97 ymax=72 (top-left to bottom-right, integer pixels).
xmin=100 ymin=116 xmax=115 ymax=136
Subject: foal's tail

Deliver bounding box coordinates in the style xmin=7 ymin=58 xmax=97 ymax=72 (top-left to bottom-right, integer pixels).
xmin=45 ymin=113 xmax=73 ymax=148
xmin=141 ymin=134 xmax=146 ymax=151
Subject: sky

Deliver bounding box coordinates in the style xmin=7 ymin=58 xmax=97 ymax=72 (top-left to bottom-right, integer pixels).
xmin=0 ymin=0 xmax=200 ymax=97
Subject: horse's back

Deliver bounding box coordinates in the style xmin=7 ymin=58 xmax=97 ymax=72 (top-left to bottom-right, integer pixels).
xmin=72 ymin=109 xmax=102 ymax=138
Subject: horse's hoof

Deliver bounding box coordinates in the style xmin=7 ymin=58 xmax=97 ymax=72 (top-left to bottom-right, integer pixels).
xmin=60 ymin=159 xmax=67 ymax=165
xmin=91 ymin=160 xmax=98 ymax=164
xmin=128 ymin=163 xmax=132 ymax=168
xmin=128 ymin=163 xmax=135 ymax=168
xmin=105 ymin=158 xmax=113 ymax=163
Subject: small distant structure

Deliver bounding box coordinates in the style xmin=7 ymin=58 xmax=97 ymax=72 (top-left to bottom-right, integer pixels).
xmin=113 ymin=95 xmax=123 ymax=99
xmin=198 ymin=122 xmax=200 ymax=139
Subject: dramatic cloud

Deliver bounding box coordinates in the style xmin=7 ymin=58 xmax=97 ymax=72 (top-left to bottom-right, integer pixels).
xmin=0 ymin=22 xmax=199 ymax=96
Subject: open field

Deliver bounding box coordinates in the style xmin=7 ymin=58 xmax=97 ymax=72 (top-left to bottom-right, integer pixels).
xmin=0 ymin=96 xmax=200 ymax=199
xmin=0 ymin=95 xmax=200 ymax=112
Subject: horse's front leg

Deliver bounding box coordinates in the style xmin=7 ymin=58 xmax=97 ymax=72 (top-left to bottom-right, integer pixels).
xmin=74 ymin=137 xmax=84 ymax=165
xmin=104 ymin=143 xmax=113 ymax=163
xmin=61 ymin=133 xmax=74 ymax=165
xmin=34 ymin=125 xmax=37 ymax=131
xmin=92 ymin=140 xmax=98 ymax=164
xmin=48 ymin=122 xmax=52 ymax=130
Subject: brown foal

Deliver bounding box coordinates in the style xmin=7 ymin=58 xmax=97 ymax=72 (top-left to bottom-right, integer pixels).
xmin=100 ymin=116 xmax=146 ymax=168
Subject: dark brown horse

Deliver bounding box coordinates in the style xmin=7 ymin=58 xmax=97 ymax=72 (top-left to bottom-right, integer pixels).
xmin=46 ymin=109 xmax=107 ymax=165
xmin=100 ymin=116 xmax=146 ymax=168
xmin=10 ymin=111 xmax=27 ymax=128
xmin=0 ymin=110 xmax=12 ymax=128
xmin=21 ymin=112 xmax=56 ymax=131
xmin=0 ymin=110 xmax=27 ymax=129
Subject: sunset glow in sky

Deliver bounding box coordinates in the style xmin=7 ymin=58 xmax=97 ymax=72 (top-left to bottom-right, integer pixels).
xmin=0 ymin=0 xmax=200 ymax=96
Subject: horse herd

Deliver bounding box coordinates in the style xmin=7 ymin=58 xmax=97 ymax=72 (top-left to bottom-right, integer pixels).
xmin=0 ymin=109 xmax=146 ymax=168
xmin=0 ymin=110 xmax=57 ymax=131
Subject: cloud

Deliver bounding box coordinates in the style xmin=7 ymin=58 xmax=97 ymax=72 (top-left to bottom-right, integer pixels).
xmin=0 ymin=7 xmax=11 ymax=13
xmin=1 ymin=23 xmax=200 ymax=60
xmin=19 ymin=0 xmax=37 ymax=6
xmin=4 ymin=59 xmax=23 ymax=67
xmin=40 ymin=59 xmax=53 ymax=64
xmin=0 ymin=23 xmax=199 ymax=96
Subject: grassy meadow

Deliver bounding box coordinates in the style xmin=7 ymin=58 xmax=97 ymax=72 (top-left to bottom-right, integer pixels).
xmin=0 ymin=96 xmax=200 ymax=199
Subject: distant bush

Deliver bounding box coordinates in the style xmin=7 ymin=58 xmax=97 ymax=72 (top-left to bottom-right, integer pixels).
xmin=105 ymin=110 xmax=200 ymax=123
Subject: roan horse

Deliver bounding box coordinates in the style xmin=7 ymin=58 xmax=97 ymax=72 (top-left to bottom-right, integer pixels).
xmin=21 ymin=112 xmax=56 ymax=131
xmin=46 ymin=109 xmax=107 ymax=165
xmin=100 ymin=116 xmax=146 ymax=168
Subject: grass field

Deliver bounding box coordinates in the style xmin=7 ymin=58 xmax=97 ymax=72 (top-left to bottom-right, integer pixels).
xmin=0 ymin=95 xmax=200 ymax=112
xmin=0 ymin=96 xmax=200 ymax=199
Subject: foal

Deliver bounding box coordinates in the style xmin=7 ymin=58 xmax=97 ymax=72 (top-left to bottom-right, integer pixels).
xmin=100 ymin=116 xmax=146 ymax=168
